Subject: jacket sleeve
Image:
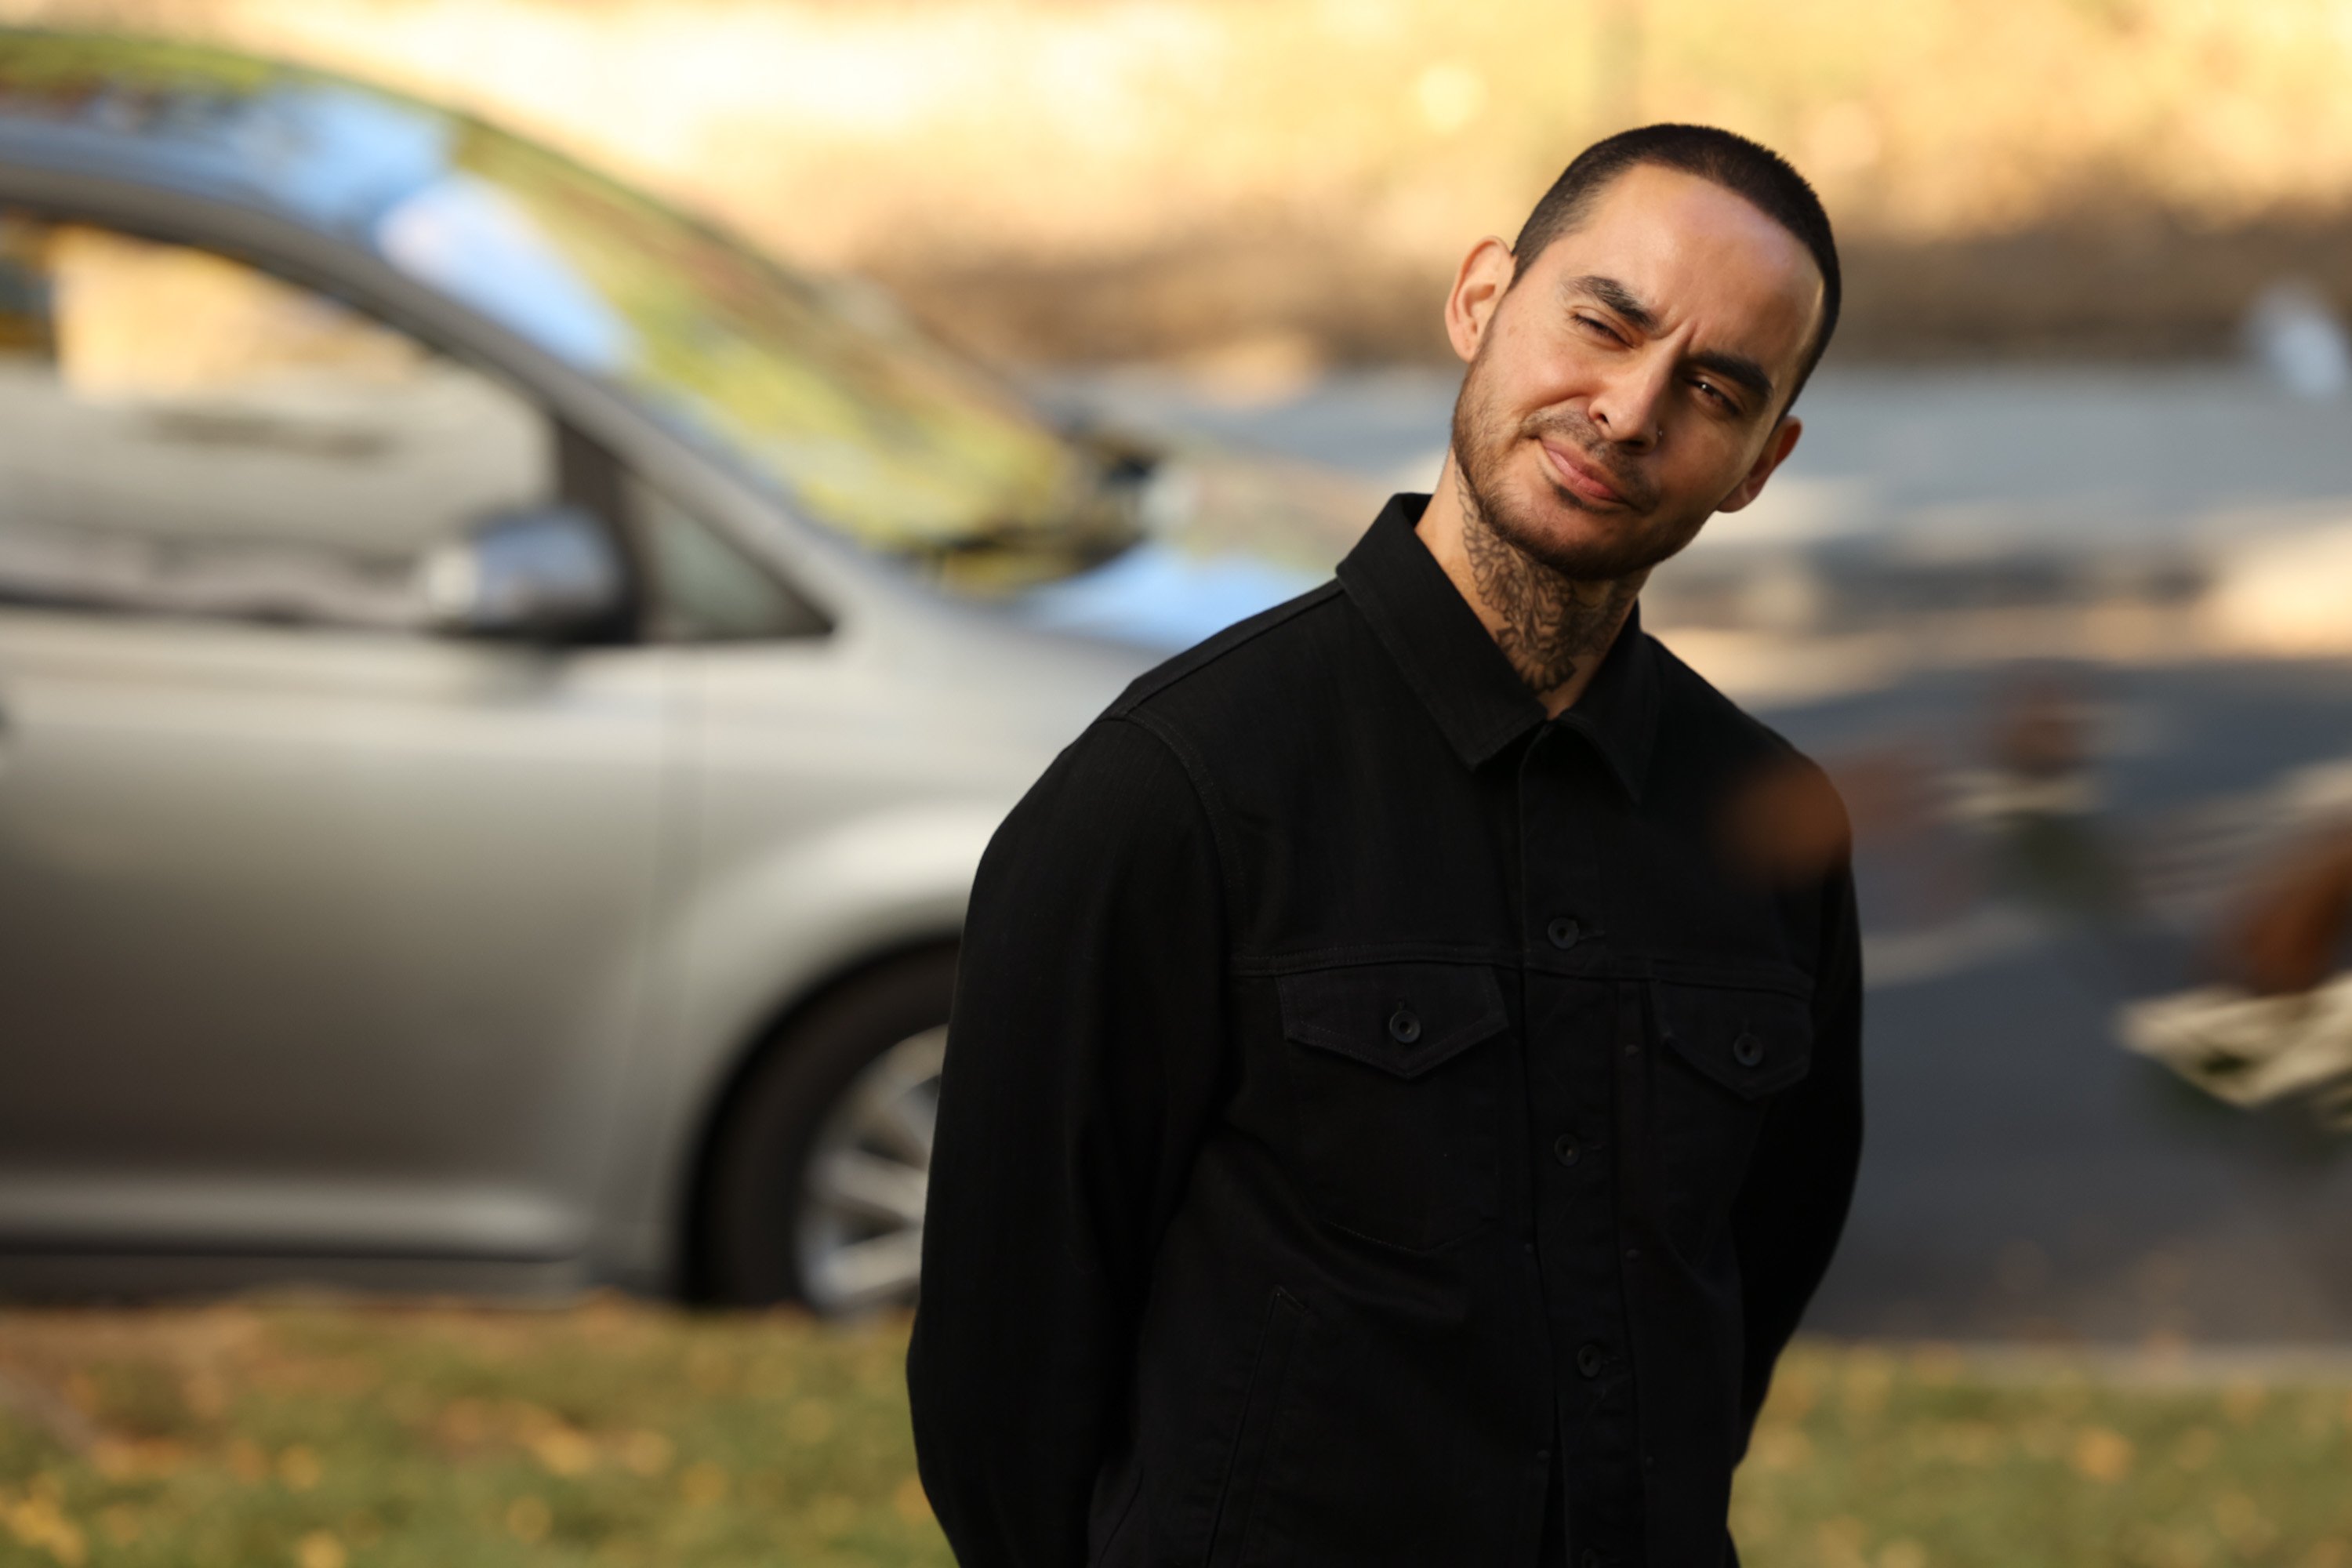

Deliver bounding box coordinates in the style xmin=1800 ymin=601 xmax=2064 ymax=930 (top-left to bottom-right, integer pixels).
xmin=1730 ymin=858 xmax=1864 ymax=1452
xmin=907 ymin=715 xmax=1230 ymax=1568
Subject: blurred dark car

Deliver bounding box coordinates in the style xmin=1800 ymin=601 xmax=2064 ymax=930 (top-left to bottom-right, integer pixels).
xmin=0 ymin=31 xmax=1363 ymax=1312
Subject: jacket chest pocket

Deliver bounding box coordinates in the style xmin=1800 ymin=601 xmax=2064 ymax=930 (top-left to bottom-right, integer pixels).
xmin=1648 ymin=979 xmax=1813 ymax=1242
xmin=1275 ymin=962 xmax=1509 ymax=1253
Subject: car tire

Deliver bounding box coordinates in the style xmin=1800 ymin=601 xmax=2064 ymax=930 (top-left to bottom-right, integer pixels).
xmin=700 ymin=948 xmax=954 ymax=1312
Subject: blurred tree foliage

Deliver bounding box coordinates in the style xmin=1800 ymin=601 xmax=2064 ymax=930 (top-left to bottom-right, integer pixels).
xmin=11 ymin=0 xmax=2352 ymax=363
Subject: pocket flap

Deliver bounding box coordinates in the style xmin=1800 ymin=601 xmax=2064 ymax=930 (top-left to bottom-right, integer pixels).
xmin=1279 ymin=962 xmax=1508 ymax=1080
xmin=1652 ymin=982 xmax=1813 ymax=1100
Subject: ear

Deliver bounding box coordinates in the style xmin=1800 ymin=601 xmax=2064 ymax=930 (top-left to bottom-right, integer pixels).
xmin=1444 ymin=237 xmax=1517 ymax=365
xmin=1714 ymin=415 xmax=1803 ymax=514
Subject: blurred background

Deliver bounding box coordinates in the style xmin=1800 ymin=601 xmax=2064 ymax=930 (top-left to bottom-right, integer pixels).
xmin=2 ymin=2 xmax=2351 ymax=1564
xmin=25 ymin=0 xmax=2352 ymax=371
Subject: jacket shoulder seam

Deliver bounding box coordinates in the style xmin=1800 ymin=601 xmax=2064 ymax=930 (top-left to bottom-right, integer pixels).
xmin=1108 ymin=709 xmax=1248 ymax=933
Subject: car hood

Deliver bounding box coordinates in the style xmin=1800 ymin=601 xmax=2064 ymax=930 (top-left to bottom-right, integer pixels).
xmin=1012 ymin=444 xmax=1382 ymax=653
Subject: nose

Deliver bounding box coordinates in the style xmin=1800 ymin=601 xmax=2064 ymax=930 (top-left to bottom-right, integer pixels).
xmin=1588 ymin=352 xmax=1672 ymax=452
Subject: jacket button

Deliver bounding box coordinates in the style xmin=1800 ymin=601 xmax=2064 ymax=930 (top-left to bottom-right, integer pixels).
xmin=1552 ymin=1134 xmax=1580 ymax=1167
xmin=1386 ymin=1008 xmax=1422 ymax=1044
xmin=1576 ymin=1342 xmax=1606 ymax=1377
xmin=1545 ymin=916 xmax=1581 ymax=949
xmin=1733 ymin=1031 xmax=1766 ymax=1068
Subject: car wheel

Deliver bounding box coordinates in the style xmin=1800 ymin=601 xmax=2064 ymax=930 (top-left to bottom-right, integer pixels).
xmin=701 ymin=949 xmax=953 ymax=1313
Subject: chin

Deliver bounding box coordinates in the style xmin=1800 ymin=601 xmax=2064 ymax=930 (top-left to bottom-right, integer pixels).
xmin=1506 ymin=471 xmax=1625 ymax=546
xmin=1501 ymin=490 xmax=1678 ymax=582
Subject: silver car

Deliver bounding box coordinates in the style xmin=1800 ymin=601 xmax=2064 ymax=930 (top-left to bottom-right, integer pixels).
xmin=0 ymin=32 xmax=1352 ymax=1312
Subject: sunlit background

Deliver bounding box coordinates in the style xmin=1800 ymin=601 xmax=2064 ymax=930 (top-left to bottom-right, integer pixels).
xmin=18 ymin=0 xmax=2352 ymax=369
xmin=3 ymin=2 xmax=2352 ymax=1565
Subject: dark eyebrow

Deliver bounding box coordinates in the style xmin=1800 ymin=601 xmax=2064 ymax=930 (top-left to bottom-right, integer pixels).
xmin=1687 ymin=349 xmax=1775 ymax=405
xmin=1566 ymin=272 xmax=1779 ymax=410
xmin=1566 ymin=273 xmax=1656 ymax=332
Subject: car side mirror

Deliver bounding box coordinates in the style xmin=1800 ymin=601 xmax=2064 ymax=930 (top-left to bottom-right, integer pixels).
xmin=419 ymin=504 xmax=626 ymax=641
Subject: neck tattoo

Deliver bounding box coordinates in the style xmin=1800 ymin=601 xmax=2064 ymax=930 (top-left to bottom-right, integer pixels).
xmin=1455 ymin=474 xmax=1645 ymax=701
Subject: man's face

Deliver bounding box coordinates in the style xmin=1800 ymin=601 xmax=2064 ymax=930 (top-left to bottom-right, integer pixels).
xmin=1449 ymin=163 xmax=1824 ymax=581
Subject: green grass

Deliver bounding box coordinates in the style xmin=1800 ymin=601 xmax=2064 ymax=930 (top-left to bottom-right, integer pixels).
xmin=0 ymin=1300 xmax=949 ymax=1568
xmin=0 ymin=1302 xmax=2347 ymax=1566
xmin=1733 ymin=1345 xmax=2352 ymax=1568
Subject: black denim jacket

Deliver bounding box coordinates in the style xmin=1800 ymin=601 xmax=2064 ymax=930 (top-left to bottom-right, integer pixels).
xmin=909 ymin=494 xmax=1864 ymax=1568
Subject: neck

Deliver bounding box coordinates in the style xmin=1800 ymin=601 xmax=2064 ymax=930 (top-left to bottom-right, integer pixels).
xmin=1415 ymin=452 xmax=1646 ymax=718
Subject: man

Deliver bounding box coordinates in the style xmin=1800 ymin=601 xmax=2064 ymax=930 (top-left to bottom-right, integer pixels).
xmin=909 ymin=124 xmax=1863 ymax=1568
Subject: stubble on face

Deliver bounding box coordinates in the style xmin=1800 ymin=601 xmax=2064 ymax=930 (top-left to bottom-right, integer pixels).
xmin=1446 ymin=347 xmax=1679 ymax=699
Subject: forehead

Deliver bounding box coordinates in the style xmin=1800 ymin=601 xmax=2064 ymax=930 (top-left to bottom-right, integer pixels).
xmin=1528 ymin=163 xmax=1824 ymax=374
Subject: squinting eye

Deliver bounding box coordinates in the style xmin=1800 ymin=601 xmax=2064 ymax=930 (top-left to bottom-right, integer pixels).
xmin=1573 ymin=314 xmax=1621 ymax=343
xmin=1693 ymin=379 xmax=1732 ymax=409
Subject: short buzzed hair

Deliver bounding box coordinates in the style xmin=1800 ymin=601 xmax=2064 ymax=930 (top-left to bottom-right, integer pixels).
xmin=1512 ymin=124 xmax=1842 ymax=412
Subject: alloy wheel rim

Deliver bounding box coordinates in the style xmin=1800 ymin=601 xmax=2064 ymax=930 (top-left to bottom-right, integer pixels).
xmin=793 ymin=1025 xmax=944 ymax=1314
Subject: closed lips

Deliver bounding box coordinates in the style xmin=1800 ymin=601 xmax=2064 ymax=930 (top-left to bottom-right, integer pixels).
xmin=1539 ymin=438 xmax=1628 ymax=506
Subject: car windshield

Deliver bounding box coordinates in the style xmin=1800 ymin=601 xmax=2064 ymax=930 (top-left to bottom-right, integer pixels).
xmin=0 ymin=36 xmax=1137 ymax=592
xmin=374 ymin=126 xmax=1138 ymax=591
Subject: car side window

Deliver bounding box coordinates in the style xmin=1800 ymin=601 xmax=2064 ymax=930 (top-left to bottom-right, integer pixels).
xmin=634 ymin=477 xmax=826 ymax=642
xmin=0 ymin=209 xmax=557 ymax=631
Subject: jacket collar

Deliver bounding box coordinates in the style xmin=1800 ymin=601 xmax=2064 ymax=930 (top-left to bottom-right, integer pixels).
xmin=1334 ymin=492 xmax=1660 ymax=800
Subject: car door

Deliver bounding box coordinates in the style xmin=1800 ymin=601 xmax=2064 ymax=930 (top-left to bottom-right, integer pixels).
xmin=0 ymin=208 xmax=673 ymax=1271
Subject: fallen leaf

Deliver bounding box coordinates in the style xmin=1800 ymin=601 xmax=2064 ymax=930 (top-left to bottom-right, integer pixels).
xmin=528 ymin=1425 xmax=596 ymax=1477
xmin=278 ymin=1445 xmax=322 ymax=1492
xmin=621 ymin=1429 xmax=673 ymax=1476
xmin=506 ymin=1496 xmax=552 ymax=1544
xmin=2071 ymin=1426 xmax=2133 ymax=1483
xmin=680 ymin=1462 xmax=728 ymax=1507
